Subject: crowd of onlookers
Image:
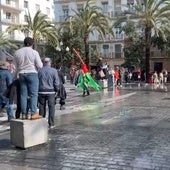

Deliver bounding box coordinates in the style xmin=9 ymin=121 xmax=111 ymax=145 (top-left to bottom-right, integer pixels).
xmin=69 ymin=58 xmax=169 ymax=88
xmin=0 ymin=37 xmax=66 ymax=129
xmin=151 ymin=70 xmax=168 ymax=84
xmin=1 ymin=37 xmax=169 ymax=129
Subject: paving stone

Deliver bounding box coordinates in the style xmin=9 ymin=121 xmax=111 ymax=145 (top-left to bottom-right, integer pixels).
xmin=0 ymin=83 xmax=170 ymax=169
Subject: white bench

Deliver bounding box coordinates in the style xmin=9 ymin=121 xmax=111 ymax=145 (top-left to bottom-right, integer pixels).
xmin=10 ymin=118 xmax=48 ymax=149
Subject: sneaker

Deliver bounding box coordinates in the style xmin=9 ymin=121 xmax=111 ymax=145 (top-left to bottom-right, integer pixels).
xmin=31 ymin=113 xmax=42 ymax=120
xmin=82 ymin=92 xmax=86 ymax=97
xmin=8 ymin=117 xmax=15 ymax=122
xmin=21 ymin=114 xmax=26 ymax=120
xmin=26 ymin=114 xmax=31 ymax=120
xmin=49 ymin=125 xmax=55 ymax=129
xmin=60 ymin=106 xmax=65 ymax=110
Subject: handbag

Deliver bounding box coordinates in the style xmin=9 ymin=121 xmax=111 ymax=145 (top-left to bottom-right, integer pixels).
xmin=99 ymin=70 xmax=105 ymax=78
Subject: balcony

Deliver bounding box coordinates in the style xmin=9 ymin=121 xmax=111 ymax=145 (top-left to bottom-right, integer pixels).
xmin=99 ymin=52 xmax=124 ymax=59
xmin=0 ymin=0 xmax=22 ymax=13
xmin=1 ymin=17 xmax=19 ymax=24
xmin=58 ymin=15 xmax=68 ymax=22
xmin=114 ymin=10 xmax=124 ymax=17
xmin=115 ymin=33 xmax=124 ymax=40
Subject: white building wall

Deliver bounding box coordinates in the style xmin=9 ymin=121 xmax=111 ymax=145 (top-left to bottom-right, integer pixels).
xmin=0 ymin=0 xmax=54 ymax=41
xmin=22 ymin=0 xmax=54 ymax=21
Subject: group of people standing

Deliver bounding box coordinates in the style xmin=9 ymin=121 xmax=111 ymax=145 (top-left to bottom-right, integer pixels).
xmin=0 ymin=37 xmax=66 ymax=129
xmin=152 ymin=70 xmax=168 ymax=84
xmin=95 ymin=58 xmax=123 ymax=87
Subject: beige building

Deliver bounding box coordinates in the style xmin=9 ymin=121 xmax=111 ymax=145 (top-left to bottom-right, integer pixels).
xmin=54 ymin=0 xmax=170 ymax=74
xmin=54 ymin=0 xmax=125 ymax=67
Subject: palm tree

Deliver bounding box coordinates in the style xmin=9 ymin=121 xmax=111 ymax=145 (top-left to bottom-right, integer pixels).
xmin=115 ymin=0 xmax=170 ymax=82
xmin=0 ymin=31 xmax=17 ymax=61
xmin=70 ymin=0 xmax=113 ymax=67
xmin=0 ymin=32 xmax=17 ymax=49
xmin=57 ymin=17 xmax=84 ymax=68
xmin=7 ymin=10 xmax=58 ymax=49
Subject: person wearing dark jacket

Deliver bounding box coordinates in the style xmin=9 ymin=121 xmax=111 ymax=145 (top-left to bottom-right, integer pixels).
xmin=38 ymin=58 xmax=60 ymax=129
xmin=0 ymin=61 xmax=14 ymax=121
xmin=56 ymin=65 xmax=67 ymax=110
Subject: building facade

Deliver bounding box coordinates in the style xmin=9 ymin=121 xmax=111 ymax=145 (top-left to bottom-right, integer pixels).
xmin=0 ymin=0 xmax=55 ymax=41
xmin=54 ymin=0 xmax=127 ymax=67
xmin=54 ymin=0 xmax=170 ymax=73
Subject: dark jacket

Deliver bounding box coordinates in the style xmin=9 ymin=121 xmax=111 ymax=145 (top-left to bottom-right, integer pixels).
xmin=38 ymin=65 xmax=60 ymax=94
xmin=0 ymin=68 xmax=13 ymax=95
xmin=5 ymin=79 xmax=18 ymax=104
xmin=57 ymin=70 xmax=67 ymax=99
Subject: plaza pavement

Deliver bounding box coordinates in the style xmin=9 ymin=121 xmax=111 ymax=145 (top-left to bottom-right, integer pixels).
xmin=0 ymin=82 xmax=170 ymax=170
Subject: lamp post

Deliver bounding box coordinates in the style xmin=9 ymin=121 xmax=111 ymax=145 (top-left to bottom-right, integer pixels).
xmin=56 ymin=41 xmax=69 ymax=74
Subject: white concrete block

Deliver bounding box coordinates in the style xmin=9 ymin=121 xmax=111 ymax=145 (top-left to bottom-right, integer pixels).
xmin=10 ymin=118 xmax=48 ymax=149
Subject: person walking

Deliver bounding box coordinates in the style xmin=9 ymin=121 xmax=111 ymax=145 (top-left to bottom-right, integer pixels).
xmin=38 ymin=58 xmax=60 ymax=129
xmin=14 ymin=37 xmax=43 ymax=120
xmin=163 ymin=70 xmax=168 ymax=83
xmin=0 ymin=61 xmax=14 ymax=121
xmin=56 ymin=65 xmax=67 ymax=110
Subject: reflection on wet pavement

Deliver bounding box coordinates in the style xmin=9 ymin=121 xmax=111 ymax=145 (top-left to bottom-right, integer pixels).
xmin=0 ymin=83 xmax=170 ymax=169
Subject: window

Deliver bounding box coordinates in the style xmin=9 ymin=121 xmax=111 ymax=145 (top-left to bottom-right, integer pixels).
xmin=103 ymin=44 xmax=109 ymax=58
xmin=24 ymin=1 xmax=28 ymax=8
xmin=35 ymin=4 xmax=40 ymax=12
xmin=6 ymin=12 xmax=11 ymax=19
xmin=6 ymin=0 xmax=10 ymax=5
xmin=46 ymin=7 xmax=50 ymax=15
xmin=102 ymin=2 xmax=108 ymax=14
xmin=115 ymin=7 xmax=121 ymax=16
xmin=63 ymin=8 xmax=69 ymax=18
xmin=24 ymin=15 xmax=28 ymax=22
xmin=127 ymin=0 xmax=134 ymax=5
xmin=77 ymin=4 xmax=83 ymax=12
xmin=115 ymin=44 xmax=122 ymax=58
xmin=115 ymin=26 xmax=122 ymax=39
xmin=91 ymin=45 xmax=97 ymax=51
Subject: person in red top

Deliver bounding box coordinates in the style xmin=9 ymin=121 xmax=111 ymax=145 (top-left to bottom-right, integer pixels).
xmin=70 ymin=68 xmax=75 ymax=84
xmin=137 ymin=69 xmax=141 ymax=81
xmin=114 ymin=69 xmax=120 ymax=86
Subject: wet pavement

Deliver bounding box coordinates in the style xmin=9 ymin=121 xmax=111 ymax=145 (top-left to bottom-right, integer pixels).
xmin=0 ymin=82 xmax=170 ymax=170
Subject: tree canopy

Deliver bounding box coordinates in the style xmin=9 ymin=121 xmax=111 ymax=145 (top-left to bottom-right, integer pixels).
xmin=65 ymin=0 xmax=114 ymax=66
xmin=115 ymin=0 xmax=170 ymax=82
xmin=7 ymin=10 xmax=59 ymax=49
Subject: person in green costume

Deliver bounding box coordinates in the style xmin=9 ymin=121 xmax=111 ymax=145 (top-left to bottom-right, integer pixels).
xmin=73 ymin=48 xmax=101 ymax=97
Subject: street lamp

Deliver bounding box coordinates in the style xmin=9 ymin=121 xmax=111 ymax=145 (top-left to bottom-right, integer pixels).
xmin=66 ymin=46 xmax=69 ymax=52
xmin=55 ymin=41 xmax=69 ymax=62
xmin=55 ymin=41 xmax=69 ymax=73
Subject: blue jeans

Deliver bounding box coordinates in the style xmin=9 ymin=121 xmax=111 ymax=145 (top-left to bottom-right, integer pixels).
xmin=0 ymin=95 xmax=14 ymax=119
xmin=19 ymin=73 xmax=39 ymax=114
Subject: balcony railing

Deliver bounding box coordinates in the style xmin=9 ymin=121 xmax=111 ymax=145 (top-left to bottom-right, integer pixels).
xmin=115 ymin=33 xmax=124 ymax=40
xmin=1 ymin=1 xmax=22 ymax=12
xmin=1 ymin=17 xmax=18 ymax=24
xmin=59 ymin=15 xmax=68 ymax=22
xmin=99 ymin=52 xmax=123 ymax=58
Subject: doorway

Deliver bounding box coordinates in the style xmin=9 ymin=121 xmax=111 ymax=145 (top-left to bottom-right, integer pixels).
xmin=154 ymin=62 xmax=163 ymax=73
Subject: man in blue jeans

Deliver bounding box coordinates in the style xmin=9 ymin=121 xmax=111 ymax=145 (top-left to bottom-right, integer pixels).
xmin=14 ymin=37 xmax=43 ymax=120
xmin=0 ymin=61 xmax=14 ymax=121
xmin=38 ymin=58 xmax=60 ymax=128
